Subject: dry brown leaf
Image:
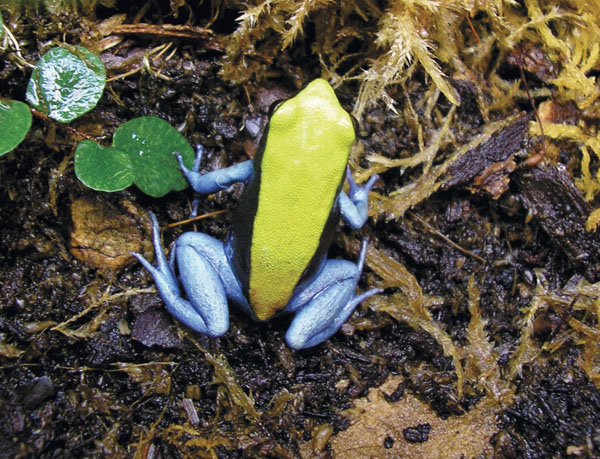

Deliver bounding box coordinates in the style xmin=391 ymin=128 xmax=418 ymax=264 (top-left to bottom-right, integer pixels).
xmin=70 ymin=197 xmax=152 ymax=272
xmin=331 ymin=376 xmax=497 ymax=458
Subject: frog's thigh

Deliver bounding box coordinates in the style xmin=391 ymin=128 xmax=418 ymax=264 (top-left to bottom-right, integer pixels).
xmin=173 ymin=232 xmax=244 ymax=336
xmin=284 ymin=260 xmax=374 ymax=349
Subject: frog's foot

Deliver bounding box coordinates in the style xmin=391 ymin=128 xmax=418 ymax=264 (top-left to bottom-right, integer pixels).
xmin=175 ymin=145 xmax=204 ymax=218
xmin=132 ymin=212 xmax=231 ymax=336
xmin=132 ymin=212 xmax=177 ymax=286
xmin=347 ymin=166 xmax=379 ymax=203
xmin=340 ymin=169 xmax=379 ymax=230
xmin=284 ymin=239 xmax=382 ymax=349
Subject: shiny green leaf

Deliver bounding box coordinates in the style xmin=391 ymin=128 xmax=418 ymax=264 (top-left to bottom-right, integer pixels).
xmin=26 ymin=46 xmax=105 ymax=123
xmin=74 ymin=140 xmax=134 ymax=192
xmin=0 ymin=99 xmax=32 ymax=156
xmin=113 ymin=116 xmax=195 ymax=197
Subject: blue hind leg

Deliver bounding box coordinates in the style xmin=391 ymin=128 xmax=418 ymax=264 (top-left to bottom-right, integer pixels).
xmin=132 ymin=213 xmax=246 ymax=337
xmin=284 ymin=240 xmax=382 ymax=349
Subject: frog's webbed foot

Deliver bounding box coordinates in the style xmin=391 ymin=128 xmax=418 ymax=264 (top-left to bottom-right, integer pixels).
xmin=174 ymin=144 xmax=204 ymax=177
xmin=346 ymin=165 xmax=379 ymax=203
xmin=175 ymin=144 xmax=254 ymax=218
xmin=339 ymin=170 xmax=379 ymax=230
xmin=174 ymin=145 xmax=204 ymax=217
xmin=284 ymin=239 xmax=382 ymax=349
xmin=132 ymin=212 xmax=177 ymax=288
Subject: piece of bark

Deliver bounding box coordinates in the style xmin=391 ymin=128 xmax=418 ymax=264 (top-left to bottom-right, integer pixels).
xmin=444 ymin=114 xmax=529 ymax=193
xmin=514 ymin=165 xmax=600 ymax=282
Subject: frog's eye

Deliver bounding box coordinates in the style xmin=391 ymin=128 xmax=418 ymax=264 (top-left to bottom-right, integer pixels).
xmin=268 ymin=99 xmax=285 ymax=117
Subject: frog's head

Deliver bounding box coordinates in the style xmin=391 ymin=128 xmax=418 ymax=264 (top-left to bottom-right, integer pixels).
xmin=268 ymin=78 xmax=355 ymax=160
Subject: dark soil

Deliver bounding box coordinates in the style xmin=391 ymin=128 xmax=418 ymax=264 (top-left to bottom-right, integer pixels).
xmin=1 ymin=2 xmax=600 ymax=458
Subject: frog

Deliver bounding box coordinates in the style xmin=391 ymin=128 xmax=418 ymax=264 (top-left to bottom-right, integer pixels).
xmin=133 ymin=78 xmax=381 ymax=349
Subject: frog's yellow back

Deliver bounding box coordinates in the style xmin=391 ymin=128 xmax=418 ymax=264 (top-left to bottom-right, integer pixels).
xmin=235 ymin=79 xmax=355 ymax=321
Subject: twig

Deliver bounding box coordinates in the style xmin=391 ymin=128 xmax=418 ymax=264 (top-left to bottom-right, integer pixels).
xmin=466 ymin=14 xmax=480 ymax=44
xmin=30 ymin=107 xmax=100 ymax=141
xmin=164 ymin=209 xmax=228 ymax=229
xmin=111 ymin=23 xmax=223 ymax=51
xmin=408 ymin=211 xmax=487 ymax=263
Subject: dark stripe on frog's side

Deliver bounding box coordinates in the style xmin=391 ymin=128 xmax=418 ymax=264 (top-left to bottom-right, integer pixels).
xmin=295 ymin=175 xmax=344 ymax=287
xmin=228 ymin=125 xmax=268 ymax=298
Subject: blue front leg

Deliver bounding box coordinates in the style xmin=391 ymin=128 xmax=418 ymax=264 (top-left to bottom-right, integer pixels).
xmin=339 ymin=168 xmax=379 ymax=230
xmin=175 ymin=146 xmax=254 ymax=194
xmin=174 ymin=145 xmax=254 ymax=216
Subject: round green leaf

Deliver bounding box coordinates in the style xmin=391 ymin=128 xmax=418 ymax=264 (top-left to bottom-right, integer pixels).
xmin=26 ymin=46 xmax=106 ymax=123
xmin=74 ymin=140 xmax=134 ymax=192
xmin=112 ymin=116 xmax=195 ymax=198
xmin=0 ymin=99 xmax=32 ymax=156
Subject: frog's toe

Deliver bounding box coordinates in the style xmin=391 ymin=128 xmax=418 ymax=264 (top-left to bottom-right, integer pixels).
xmin=364 ymin=173 xmax=379 ymax=191
xmin=192 ymin=144 xmax=205 ymax=172
xmin=131 ymin=252 xmax=157 ymax=275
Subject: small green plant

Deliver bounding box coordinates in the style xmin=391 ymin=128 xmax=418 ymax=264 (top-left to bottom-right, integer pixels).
xmin=73 ymin=141 xmax=134 ymax=192
xmin=0 ymin=40 xmax=106 ymax=154
xmin=1 ymin=14 xmax=195 ymax=197
xmin=75 ymin=116 xmax=195 ymax=197
xmin=26 ymin=45 xmax=106 ymax=123
xmin=0 ymin=14 xmax=33 ymax=156
xmin=0 ymin=99 xmax=32 ymax=156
